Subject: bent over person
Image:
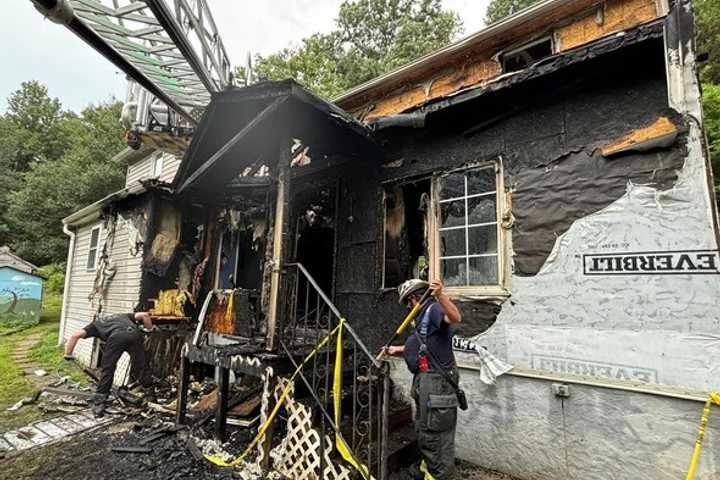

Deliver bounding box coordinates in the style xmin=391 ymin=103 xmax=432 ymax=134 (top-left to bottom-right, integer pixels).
xmin=64 ymin=312 xmax=155 ymax=416
xmin=385 ymin=279 xmax=462 ymax=480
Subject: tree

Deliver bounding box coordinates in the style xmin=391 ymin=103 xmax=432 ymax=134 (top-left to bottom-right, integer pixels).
xmin=485 ymin=0 xmax=540 ymax=25
xmin=2 ymin=81 xmax=76 ymax=172
xmin=5 ymin=101 xmax=126 ymax=265
xmin=696 ymin=0 xmax=720 ymax=85
xmin=703 ymin=84 xmax=720 ymax=196
xmin=251 ymin=0 xmax=462 ymax=98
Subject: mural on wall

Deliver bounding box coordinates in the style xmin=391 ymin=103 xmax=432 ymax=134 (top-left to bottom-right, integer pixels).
xmin=0 ymin=268 xmax=43 ymax=325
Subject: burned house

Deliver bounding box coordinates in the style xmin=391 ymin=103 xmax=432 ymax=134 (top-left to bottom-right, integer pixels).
xmin=58 ymin=0 xmax=720 ymax=478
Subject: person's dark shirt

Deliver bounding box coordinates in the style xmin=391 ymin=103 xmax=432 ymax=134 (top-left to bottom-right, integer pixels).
xmin=403 ymin=300 xmax=456 ymax=374
xmin=83 ymin=313 xmax=137 ymax=341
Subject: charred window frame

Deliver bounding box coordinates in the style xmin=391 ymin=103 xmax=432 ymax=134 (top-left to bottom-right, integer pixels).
xmin=86 ymin=224 xmax=102 ymax=271
xmin=501 ymin=36 xmax=554 ymax=73
xmin=381 ymin=178 xmax=432 ymax=289
xmin=430 ymin=160 xmax=507 ymax=295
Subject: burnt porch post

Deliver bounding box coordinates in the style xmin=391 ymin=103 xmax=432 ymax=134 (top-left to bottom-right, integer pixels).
xmin=215 ymin=366 xmax=230 ymax=442
xmin=266 ymin=144 xmax=292 ymax=351
xmin=175 ymin=355 xmax=191 ymax=426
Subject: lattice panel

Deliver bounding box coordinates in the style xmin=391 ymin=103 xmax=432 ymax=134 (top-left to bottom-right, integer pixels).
xmin=269 ymin=379 xmax=352 ymax=480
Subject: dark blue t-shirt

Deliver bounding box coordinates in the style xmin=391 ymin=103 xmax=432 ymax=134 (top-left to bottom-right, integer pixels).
xmin=403 ymin=300 xmax=455 ymax=374
xmin=83 ymin=313 xmax=136 ymax=341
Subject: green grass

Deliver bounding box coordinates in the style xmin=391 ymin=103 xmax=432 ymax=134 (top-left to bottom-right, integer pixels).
xmin=0 ymin=292 xmax=87 ymax=431
xmin=28 ymin=321 xmax=88 ymax=385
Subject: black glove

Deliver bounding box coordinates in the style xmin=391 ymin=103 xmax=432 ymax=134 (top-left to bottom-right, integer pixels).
xmin=63 ymin=355 xmax=75 ymax=362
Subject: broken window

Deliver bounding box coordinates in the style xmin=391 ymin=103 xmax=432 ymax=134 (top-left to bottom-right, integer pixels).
xmin=434 ymin=163 xmax=502 ymax=288
xmin=86 ymin=225 xmax=101 ymax=271
xmin=383 ymin=179 xmax=431 ymax=288
xmin=502 ymin=37 xmax=553 ymax=73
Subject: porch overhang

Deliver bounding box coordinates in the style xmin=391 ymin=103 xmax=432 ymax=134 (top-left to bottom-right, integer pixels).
xmin=173 ymin=80 xmax=382 ymax=198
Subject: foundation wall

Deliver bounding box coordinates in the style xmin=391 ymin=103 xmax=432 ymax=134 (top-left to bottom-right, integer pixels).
xmin=389 ymin=361 xmax=720 ymax=479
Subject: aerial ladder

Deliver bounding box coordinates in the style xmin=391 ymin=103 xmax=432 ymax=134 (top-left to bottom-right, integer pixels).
xmin=30 ymin=0 xmax=234 ymax=155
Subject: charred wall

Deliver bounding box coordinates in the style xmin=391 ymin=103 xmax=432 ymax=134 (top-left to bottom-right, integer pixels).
xmin=331 ymin=37 xmax=689 ymax=346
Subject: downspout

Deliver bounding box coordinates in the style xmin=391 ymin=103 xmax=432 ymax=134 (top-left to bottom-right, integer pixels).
xmin=58 ymin=222 xmax=76 ymax=346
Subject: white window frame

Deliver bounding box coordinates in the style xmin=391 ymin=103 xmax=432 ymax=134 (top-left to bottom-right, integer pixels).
xmin=152 ymin=153 xmax=164 ymax=178
xmin=86 ymin=224 xmax=102 ymax=271
xmin=429 ymin=159 xmax=509 ymax=297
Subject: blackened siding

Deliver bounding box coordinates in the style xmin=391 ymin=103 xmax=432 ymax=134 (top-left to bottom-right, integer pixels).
xmin=330 ymin=39 xmax=682 ymax=349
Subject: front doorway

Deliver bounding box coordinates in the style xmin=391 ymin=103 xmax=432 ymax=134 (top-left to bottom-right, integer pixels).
xmin=292 ymin=184 xmax=337 ymax=297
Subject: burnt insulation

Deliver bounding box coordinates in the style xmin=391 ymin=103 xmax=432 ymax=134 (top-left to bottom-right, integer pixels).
xmin=358 ymin=34 xmax=679 ymax=338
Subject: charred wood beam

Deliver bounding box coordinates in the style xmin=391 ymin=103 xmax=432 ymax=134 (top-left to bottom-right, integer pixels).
xmin=214 ymin=367 xmax=230 ymax=442
xmin=421 ymin=20 xmax=664 ymax=118
xmin=176 ymin=97 xmax=287 ymax=195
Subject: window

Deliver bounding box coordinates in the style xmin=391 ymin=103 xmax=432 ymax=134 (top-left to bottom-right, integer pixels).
xmin=433 ymin=162 xmax=504 ymax=290
xmin=502 ymin=37 xmax=553 ymax=73
xmin=382 ymin=179 xmax=431 ymax=288
xmin=152 ymin=153 xmax=164 ymax=178
xmin=86 ymin=225 xmax=101 ymax=271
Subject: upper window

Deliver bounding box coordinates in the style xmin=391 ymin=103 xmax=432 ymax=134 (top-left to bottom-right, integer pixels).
xmin=434 ymin=163 xmax=502 ymax=289
xmin=86 ymin=225 xmax=101 ymax=271
xmin=152 ymin=153 xmax=164 ymax=178
xmin=502 ymin=37 xmax=553 ymax=73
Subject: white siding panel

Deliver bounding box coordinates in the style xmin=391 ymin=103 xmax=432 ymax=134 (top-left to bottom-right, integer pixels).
xmin=125 ymin=152 xmax=181 ymax=187
xmin=159 ymin=154 xmax=181 ymax=184
xmin=62 ymin=215 xmax=145 ymax=387
xmin=125 ymin=155 xmax=154 ymax=187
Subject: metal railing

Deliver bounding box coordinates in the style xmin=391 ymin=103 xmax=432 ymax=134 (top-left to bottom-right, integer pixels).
xmin=280 ymin=263 xmax=390 ymax=479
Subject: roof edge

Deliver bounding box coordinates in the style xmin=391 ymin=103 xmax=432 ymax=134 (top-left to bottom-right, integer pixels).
xmin=332 ymin=0 xmax=575 ymax=106
xmin=63 ymin=182 xmax=147 ymax=227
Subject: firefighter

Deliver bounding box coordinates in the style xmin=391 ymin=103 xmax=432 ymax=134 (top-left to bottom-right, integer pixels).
xmin=64 ymin=312 xmax=155 ymax=416
xmin=384 ymin=279 xmax=462 ymax=480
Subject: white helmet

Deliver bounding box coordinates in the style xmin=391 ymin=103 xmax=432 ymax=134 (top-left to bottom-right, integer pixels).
xmin=397 ymin=279 xmax=428 ymax=305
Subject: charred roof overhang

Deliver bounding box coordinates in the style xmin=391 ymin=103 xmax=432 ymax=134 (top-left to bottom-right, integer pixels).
xmin=409 ymin=19 xmax=666 ymax=131
xmin=173 ymin=80 xmax=383 ymax=198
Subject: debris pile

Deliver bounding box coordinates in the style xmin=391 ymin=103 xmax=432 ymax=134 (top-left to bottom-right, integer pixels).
xmin=0 ymin=370 xmax=274 ymax=479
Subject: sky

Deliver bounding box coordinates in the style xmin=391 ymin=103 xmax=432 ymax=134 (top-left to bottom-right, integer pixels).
xmin=0 ymin=1 xmax=489 ymax=114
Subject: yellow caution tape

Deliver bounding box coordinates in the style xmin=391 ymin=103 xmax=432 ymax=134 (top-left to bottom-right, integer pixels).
xmin=333 ymin=319 xmax=373 ymax=480
xmin=685 ymin=392 xmax=720 ymax=480
xmin=205 ymin=322 xmax=341 ymax=468
xmin=206 ymin=319 xmax=370 ymax=480
xmin=419 ymin=459 xmax=437 ymax=480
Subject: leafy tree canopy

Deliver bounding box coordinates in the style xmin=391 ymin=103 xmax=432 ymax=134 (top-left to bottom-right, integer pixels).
xmin=0 ymin=82 xmax=125 ymax=265
xmin=248 ymin=0 xmax=462 ymax=98
xmin=484 ymin=0 xmax=539 ymax=25
xmin=2 ymin=81 xmax=78 ymax=172
xmin=703 ymin=83 xmax=720 ymax=195
xmin=695 ymin=0 xmax=720 ymax=84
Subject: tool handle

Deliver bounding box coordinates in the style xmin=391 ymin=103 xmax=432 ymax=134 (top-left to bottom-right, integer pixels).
xmin=377 ymin=288 xmax=433 ymax=360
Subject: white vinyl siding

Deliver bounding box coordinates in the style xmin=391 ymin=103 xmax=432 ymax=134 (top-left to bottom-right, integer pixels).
xmin=125 ymin=152 xmax=181 ymax=187
xmin=62 ymin=218 xmax=144 ymax=385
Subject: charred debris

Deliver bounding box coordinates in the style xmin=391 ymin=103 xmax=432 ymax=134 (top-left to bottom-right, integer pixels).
xmin=30 ymin=9 xmax=703 ymax=477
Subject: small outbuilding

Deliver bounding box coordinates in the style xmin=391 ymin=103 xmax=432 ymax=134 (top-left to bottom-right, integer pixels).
xmin=0 ymin=246 xmax=44 ymax=325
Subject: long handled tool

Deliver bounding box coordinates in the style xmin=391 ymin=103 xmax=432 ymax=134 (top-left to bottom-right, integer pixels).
xmin=376 ymin=288 xmax=433 ymax=360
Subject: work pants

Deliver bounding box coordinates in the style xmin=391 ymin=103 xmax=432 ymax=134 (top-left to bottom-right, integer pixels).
xmin=96 ymin=327 xmax=151 ymax=397
xmin=411 ymin=371 xmax=459 ymax=480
